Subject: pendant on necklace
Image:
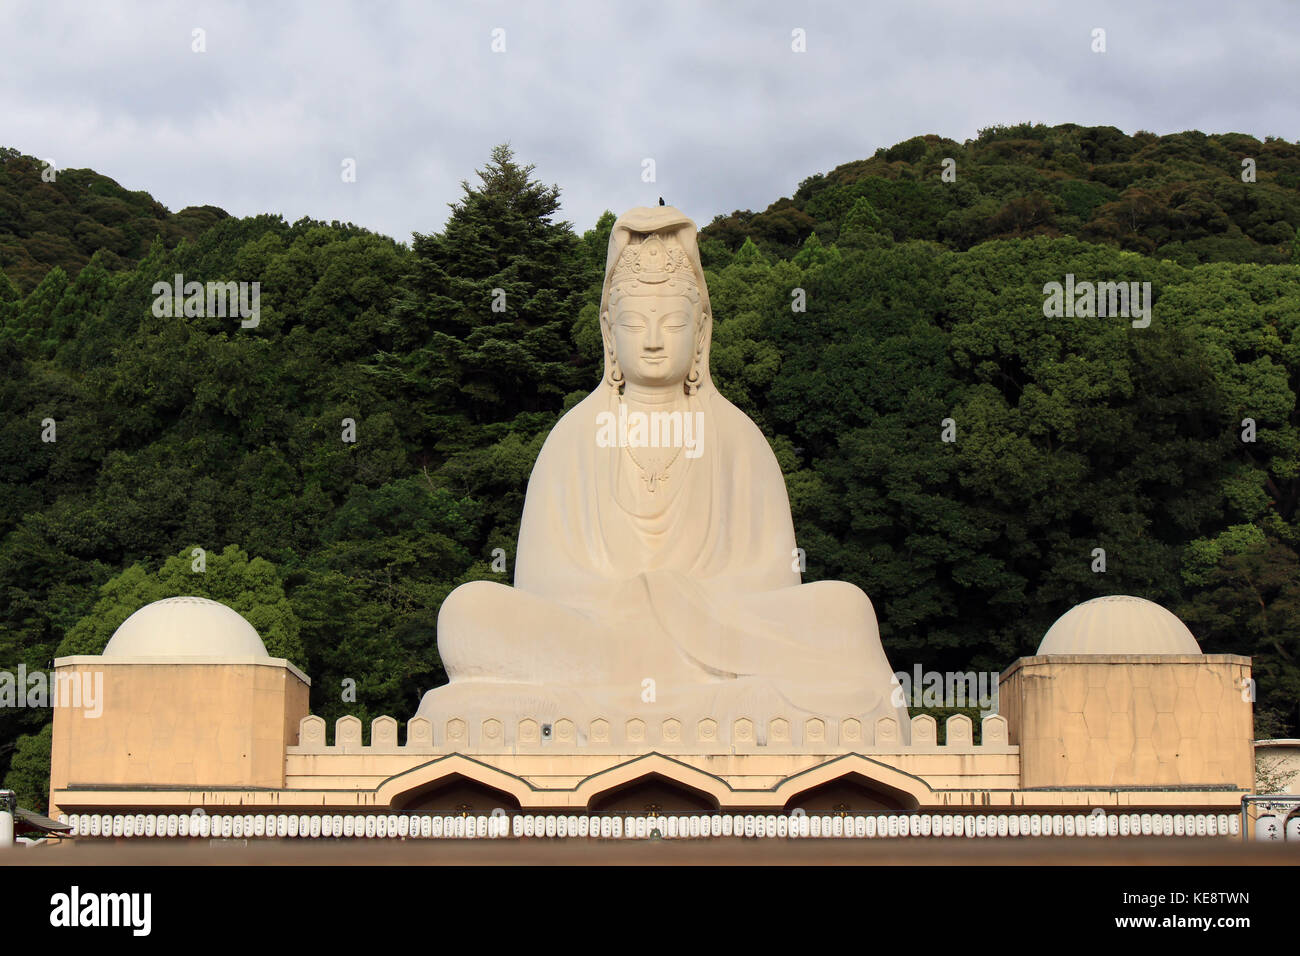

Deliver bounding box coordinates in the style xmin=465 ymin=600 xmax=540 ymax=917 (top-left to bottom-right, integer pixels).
xmin=643 ymin=470 xmax=666 ymax=492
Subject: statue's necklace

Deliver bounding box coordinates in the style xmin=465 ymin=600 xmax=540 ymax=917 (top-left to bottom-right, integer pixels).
xmin=619 ymin=395 xmax=685 ymax=493
xmin=624 ymin=440 xmax=681 ymax=493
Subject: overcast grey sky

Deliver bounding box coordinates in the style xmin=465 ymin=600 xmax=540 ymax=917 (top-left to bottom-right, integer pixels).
xmin=2 ymin=0 xmax=1297 ymax=243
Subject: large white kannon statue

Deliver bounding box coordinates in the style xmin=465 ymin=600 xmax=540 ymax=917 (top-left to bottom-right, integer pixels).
xmin=416 ymin=206 xmax=907 ymax=743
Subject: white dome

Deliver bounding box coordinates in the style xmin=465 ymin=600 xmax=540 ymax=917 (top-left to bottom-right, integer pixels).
xmin=103 ymin=596 xmax=269 ymax=659
xmin=1037 ymin=595 xmax=1201 ymax=655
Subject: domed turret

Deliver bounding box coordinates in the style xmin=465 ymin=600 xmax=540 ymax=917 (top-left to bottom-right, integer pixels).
xmin=103 ymin=596 xmax=269 ymax=659
xmin=1037 ymin=595 xmax=1201 ymax=655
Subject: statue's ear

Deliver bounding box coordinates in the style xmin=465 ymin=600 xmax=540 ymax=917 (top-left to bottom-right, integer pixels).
xmin=600 ymin=309 xmax=615 ymax=351
xmin=686 ymin=308 xmax=709 ymax=395
xmin=601 ymin=309 xmax=624 ymax=388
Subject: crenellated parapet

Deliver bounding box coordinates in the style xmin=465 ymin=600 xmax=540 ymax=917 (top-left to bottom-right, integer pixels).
xmin=288 ymin=712 xmax=1014 ymax=756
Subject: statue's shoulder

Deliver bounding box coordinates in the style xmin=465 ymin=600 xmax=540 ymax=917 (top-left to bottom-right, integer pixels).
xmin=705 ymin=390 xmax=777 ymax=456
xmin=536 ymin=390 xmax=607 ymax=459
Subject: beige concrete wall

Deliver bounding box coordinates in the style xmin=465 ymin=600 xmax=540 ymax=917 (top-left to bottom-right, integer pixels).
xmin=281 ymin=749 xmax=1021 ymax=793
xmin=1000 ymin=655 xmax=1253 ymax=790
xmin=49 ymin=658 xmax=310 ymax=817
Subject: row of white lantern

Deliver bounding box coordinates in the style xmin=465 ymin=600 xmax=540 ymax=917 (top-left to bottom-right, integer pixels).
xmin=59 ymin=811 xmax=1241 ymax=840
xmin=58 ymin=812 xmax=498 ymax=840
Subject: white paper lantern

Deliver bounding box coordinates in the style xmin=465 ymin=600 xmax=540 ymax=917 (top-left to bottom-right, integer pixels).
xmin=1286 ymin=816 xmax=1300 ymax=842
xmin=1255 ymin=814 xmax=1282 ymax=841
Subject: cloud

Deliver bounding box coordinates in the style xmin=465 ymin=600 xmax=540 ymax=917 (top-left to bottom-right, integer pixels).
xmin=1 ymin=0 xmax=1295 ymax=243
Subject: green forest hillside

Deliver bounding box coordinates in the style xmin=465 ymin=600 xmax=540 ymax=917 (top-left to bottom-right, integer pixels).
xmin=3 ymin=129 xmax=1300 ymax=811
xmin=702 ymin=124 xmax=1300 ymax=265
xmin=0 ymin=148 xmax=228 ymax=294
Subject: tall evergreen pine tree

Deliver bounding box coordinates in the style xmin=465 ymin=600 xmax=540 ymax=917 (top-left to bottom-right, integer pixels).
xmin=380 ymin=144 xmax=598 ymax=456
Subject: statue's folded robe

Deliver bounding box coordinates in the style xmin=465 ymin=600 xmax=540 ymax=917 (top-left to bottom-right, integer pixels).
xmin=422 ymin=385 xmax=905 ymax=730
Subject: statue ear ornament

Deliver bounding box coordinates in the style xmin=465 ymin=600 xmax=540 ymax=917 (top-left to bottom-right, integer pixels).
xmin=685 ymin=363 xmax=701 ymax=395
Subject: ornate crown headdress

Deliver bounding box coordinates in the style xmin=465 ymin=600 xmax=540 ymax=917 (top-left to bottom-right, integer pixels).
xmin=608 ymin=233 xmax=701 ymax=304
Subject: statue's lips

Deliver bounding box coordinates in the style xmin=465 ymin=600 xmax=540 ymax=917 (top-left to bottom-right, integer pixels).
xmin=640 ymin=355 xmax=667 ymax=363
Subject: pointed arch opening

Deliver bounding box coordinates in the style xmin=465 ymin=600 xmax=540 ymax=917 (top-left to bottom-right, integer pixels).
xmin=390 ymin=772 xmax=523 ymax=814
xmin=587 ymin=772 xmax=721 ymax=813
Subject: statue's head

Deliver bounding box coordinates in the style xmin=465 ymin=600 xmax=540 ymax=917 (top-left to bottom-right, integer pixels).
xmin=599 ymin=208 xmax=712 ymax=394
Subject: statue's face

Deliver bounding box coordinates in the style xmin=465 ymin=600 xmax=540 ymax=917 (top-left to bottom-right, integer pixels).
xmin=611 ymin=293 xmax=698 ymax=388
